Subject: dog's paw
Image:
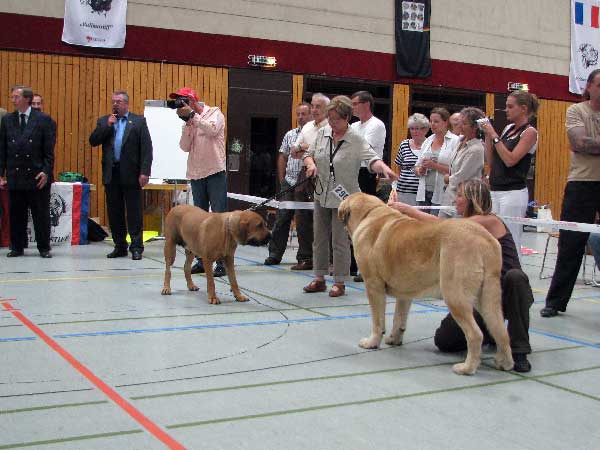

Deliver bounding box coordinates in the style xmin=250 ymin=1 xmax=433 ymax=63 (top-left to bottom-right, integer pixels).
xmin=358 ymin=336 xmax=381 ymax=349
xmin=235 ymin=294 xmax=249 ymax=302
xmin=161 ymin=287 xmax=172 ymax=295
xmin=494 ymin=354 xmax=514 ymax=371
xmin=208 ymin=296 xmax=221 ymax=305
xmin=452 ymin=362 xmax=477 ymax=376
xmin=384 ymin=335 xmax=403 ymax=346
xmin=187 ymin=284 xmax=199 ymax=291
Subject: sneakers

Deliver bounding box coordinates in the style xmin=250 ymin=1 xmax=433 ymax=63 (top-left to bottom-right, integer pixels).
xmin=264 ymin=256 xmax=281 ymax=266
xmin=513 ymin=353 xmax=532 ymax=373
xmin=540 ymin=306 xmax=559 ymax=317
xmin=191 ymin=259 xmax=205 ymax=274
xmin=213 ymin=263 xmax=226 ymax=277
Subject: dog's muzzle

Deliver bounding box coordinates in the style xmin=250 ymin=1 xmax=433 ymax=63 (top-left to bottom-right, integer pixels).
xmin=246 ymin=232 xmax=271 ymax=247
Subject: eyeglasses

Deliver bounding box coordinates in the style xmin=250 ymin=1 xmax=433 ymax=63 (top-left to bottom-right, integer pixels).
xmin=409 ymin=127 xmax=427 ymax=131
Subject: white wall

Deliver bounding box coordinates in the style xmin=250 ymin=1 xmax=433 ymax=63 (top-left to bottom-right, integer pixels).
xmin=0 ymin=0 xmax=571 ymax=75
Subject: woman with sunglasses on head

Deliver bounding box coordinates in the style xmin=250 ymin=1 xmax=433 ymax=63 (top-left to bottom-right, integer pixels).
xmin=388 ymin=179 xmax=534 ymax=372
xmin=414 ymin=107 xmax=459 ymax=214
xmin=439 ymin=107 xmax=486 ymax=218
xmin=480 ymin=90 xmax=539 ymax=253
xmin=394 ymin=113 xmax=430 ymax=205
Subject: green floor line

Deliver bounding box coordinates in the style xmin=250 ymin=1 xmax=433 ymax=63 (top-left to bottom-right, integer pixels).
xmin=531 ymin=378 xmax=600 ymax=402
xmin=0 ymin=429 xmax=142 ymax=449
xmin=166 ymin=378 xmax=524 ymax=429
xmin=131 ymin=361 xmax=454 ymax=400
xmin=0 ymin=400 xmax=108 ymax=415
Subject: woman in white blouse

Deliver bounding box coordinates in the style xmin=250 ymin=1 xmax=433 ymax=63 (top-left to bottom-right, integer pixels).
xmin=414 ymin=107 xmax=460 ymax=215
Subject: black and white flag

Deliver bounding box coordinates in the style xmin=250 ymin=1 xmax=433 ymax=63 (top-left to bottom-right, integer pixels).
xmin=395 ymin=0 xmax=431 ymax=78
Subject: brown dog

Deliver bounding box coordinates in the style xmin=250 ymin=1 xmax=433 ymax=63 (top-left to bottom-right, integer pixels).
xmin=161 ymin=205 xmax=270 ymax=304
xmin=338 ymin=193 xmax=513 ymax=375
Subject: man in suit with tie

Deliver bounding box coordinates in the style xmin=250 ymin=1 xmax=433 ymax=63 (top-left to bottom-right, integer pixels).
xmin=0 ymin=85 xmax=56 ymax=258
xmin=89 ymin=90 xmax=153 ymax=260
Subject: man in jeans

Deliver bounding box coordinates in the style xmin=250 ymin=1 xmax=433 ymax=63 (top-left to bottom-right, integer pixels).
xmin=173 ymin=87 xmax=227 ymax=277
xmin=264 ymin=102 xmax=314 ymax=269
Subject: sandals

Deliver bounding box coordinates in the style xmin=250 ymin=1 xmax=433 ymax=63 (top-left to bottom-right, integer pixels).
xmin=328 ymin=283 xmax=345 ymax=297
xmin=303 ymin=279 xmax=327 ymax=293
xmin=303 ymin=280 xmax=345 ymax=297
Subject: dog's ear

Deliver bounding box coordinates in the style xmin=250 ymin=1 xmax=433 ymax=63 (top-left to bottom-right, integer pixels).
xmin=338 ymin=203 xmax=350 ymax=226
xmin=238 ymin=213 xmax=249 ymax=244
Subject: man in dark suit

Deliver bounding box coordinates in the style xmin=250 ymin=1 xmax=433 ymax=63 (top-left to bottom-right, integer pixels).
xmin=0 ymin=85 xmax=56 ymax=258
xmin=89 ymin=90 xmax=153 ymax=260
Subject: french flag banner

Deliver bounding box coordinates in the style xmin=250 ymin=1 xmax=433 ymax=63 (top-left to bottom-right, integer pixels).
xmin=570 ymin=1 xmax=600 ymax=94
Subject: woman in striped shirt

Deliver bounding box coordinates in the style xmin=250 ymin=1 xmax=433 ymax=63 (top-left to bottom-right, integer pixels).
xmin=394 ymin=113 xmax=429 ymax=205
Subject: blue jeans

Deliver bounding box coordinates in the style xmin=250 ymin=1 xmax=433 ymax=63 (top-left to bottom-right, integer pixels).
xmin=190 ymin=171 xmax=227 ymax=213
xmin=589 ymin=233 xmax=600 ymax=270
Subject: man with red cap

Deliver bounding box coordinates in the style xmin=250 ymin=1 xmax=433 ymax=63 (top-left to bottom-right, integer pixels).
xmin=170 ymin=87 xmax=227 ymax=276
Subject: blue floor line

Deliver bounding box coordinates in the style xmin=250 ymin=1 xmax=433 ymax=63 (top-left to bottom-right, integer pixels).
xmin=0 ymin=307 xmax=440 ymax=342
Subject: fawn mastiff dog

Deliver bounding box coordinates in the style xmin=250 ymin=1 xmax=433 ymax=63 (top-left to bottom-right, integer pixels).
xmin=161 ymin=205 xmax=270 ymax=304
xmin=338 ymin=193 xmax=514 ymax=375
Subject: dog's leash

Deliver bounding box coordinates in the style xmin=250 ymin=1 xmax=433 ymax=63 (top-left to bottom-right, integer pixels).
xmin=248 ymin=176 xmax=316 ymax=211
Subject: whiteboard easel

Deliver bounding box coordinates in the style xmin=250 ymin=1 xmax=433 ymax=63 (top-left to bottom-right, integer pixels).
xmin=144 ymin=102 xmax=188 ymax=180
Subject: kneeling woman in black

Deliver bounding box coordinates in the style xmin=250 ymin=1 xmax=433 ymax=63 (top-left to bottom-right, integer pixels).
xmin=388 ymin=179 xmax=534 ymax=372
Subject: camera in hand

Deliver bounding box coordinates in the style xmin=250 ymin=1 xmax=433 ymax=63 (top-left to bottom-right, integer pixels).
xmin=166 ymin=97 xmax=190 ymax=109
xmin=476 ymin=117 xmax=490 ymax=130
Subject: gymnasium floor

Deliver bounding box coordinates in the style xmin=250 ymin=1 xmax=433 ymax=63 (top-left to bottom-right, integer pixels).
xmin=1 ymin=230 xmax=599 ymax=449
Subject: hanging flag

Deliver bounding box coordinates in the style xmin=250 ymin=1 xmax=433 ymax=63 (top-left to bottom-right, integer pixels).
xmin=395 ymin=0 xmax=431 ymax=78
xmin=62 ymin=0 xmax=127 ymax=48
xmin=570 ymin=1 xmax=600 ymax=94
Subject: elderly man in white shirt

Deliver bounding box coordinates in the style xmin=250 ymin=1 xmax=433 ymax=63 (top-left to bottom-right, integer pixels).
xmin=291 ymin=93 xmax=330 ymax=160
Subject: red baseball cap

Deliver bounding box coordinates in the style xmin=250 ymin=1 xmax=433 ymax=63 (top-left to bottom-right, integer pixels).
xmin=169 ymin=87 xmax=199 ymax=104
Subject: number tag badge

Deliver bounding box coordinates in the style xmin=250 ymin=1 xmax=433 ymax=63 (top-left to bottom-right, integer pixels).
xmin=332 ymin=184 xmax=350 ymax=201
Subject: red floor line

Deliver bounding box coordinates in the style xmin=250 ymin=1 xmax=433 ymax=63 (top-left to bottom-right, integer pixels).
xmin=1 ymin=301 xmax=186 ymax=450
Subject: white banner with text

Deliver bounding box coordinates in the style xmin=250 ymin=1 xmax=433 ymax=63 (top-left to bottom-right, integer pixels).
xmin=62 ymin=0 xmax=127 ymax=48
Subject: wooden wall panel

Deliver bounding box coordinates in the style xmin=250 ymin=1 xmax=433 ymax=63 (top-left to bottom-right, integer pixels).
xmin=0 ymin=50 xmax=229 ymax=224
xmin=291 ymin=74 xmax=304 ymax=129
xmin=485 ymin=93 xmax=495 ymax=119
xmin=391 ymin=83 xmax=410 ymax=174
xmin=535 ymin=99 xmax=571 ymax=219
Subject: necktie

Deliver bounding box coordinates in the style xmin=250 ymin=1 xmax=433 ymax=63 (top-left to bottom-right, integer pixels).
xmin=19 ymin=113 xmax=26 ymax=133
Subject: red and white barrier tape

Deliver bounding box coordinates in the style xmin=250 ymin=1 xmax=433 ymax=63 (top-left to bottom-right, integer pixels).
xmin=227 ymin=193 xmax=600 ymax=233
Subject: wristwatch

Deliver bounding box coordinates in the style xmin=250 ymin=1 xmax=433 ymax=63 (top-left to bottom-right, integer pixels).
xmin=492 ymin=137 xmax=501 ymax=146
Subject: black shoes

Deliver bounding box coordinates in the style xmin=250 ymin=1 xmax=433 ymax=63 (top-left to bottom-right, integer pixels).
xmin=264 ymin=256 xmax=281 ymax=266
xmin=191 ymin=259 xmax=205 ymax=274
xmin=39 ymin=250 xmax=52 ymax=258
xmin=107 ymin=248 xmax=128 ymax=258
xmin=131 ymin=250 xmax=142 ymax=261
xmin=513 ymin=353 xmax=532 ymax=373
xmin=353 ymin=274 xmax=364 ymax=282
xmin=6 ymin=250 xmax=24 ymax=257
xmin=213 ymin=263 xmax=226 ymax=277
xmin=540 ymin=306 xmax=559 ymax=317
